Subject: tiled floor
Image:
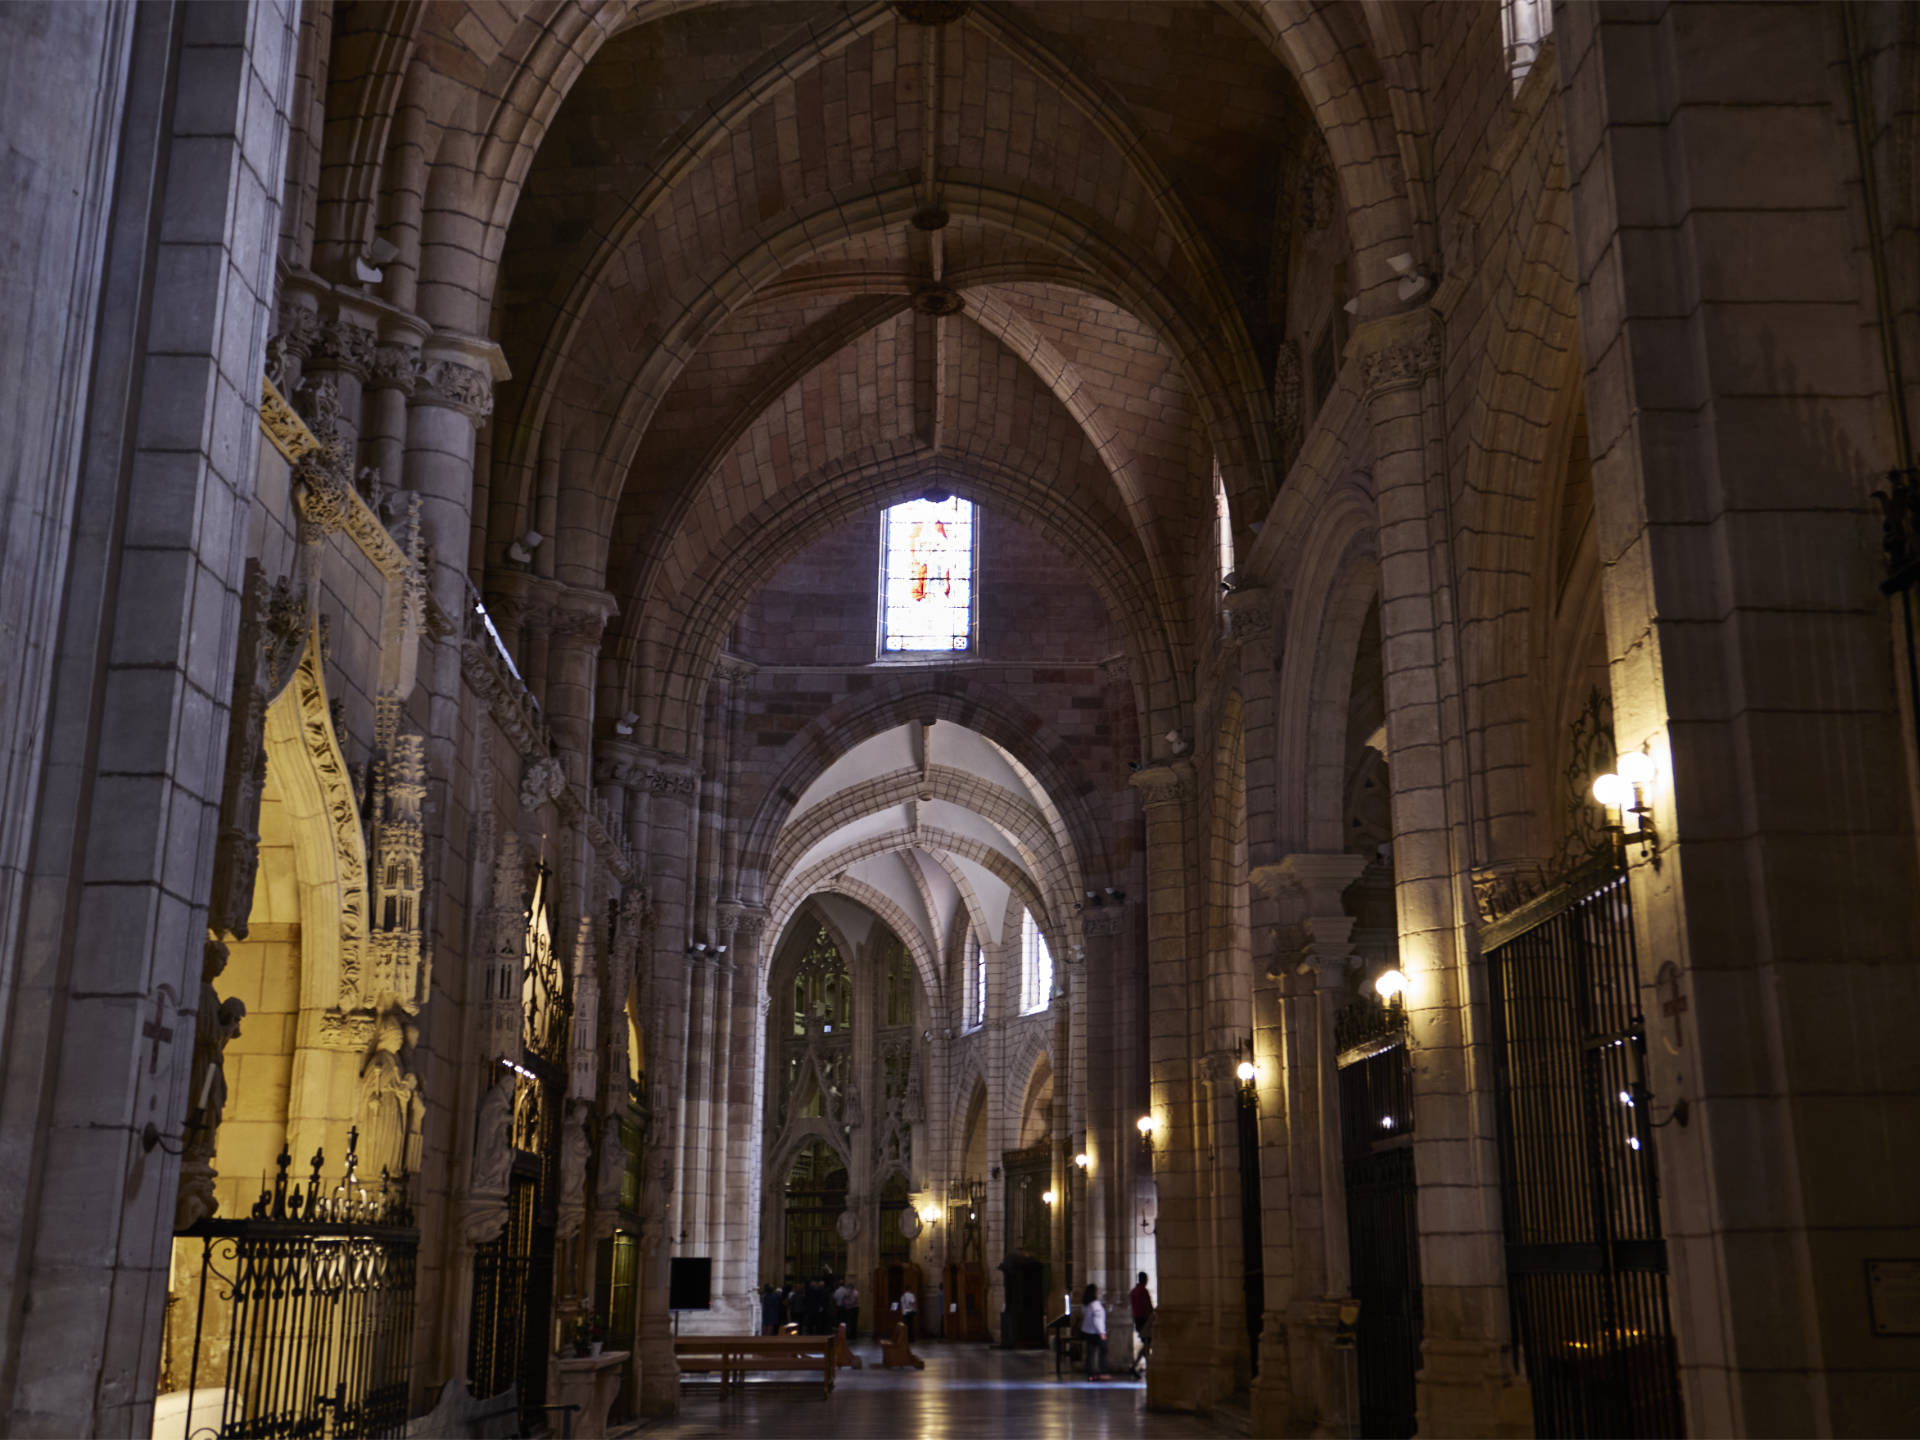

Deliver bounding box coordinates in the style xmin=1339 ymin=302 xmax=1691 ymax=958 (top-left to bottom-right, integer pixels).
xmin=622 ymin=1339 xmax=1237 ymax=1439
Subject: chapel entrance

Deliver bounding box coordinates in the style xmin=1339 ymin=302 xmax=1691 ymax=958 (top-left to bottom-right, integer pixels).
xmin=468 ymin=863 xmax=570 ymax=1431
xmin=782 ymin=1139 xmax=849 ymax=1281
xmin=999 ymin=1141 xmax=1053 ymax=1347
xmin=1484 ymin=859 xmax=1684 ymax=1437
xmin=1337 ymin=999 xmax=1421 ymax=1438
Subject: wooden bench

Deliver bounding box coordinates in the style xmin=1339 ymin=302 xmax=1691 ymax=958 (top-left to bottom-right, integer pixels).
xmin=674 ymin=1326 xmax=849 ymax=1398
xmin=879 ymin=1320 xmax=925 ymax=1370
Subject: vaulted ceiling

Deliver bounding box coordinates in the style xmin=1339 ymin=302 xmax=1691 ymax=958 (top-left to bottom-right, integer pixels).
xmin=478 ymin=0 xmax=1318 ymax=751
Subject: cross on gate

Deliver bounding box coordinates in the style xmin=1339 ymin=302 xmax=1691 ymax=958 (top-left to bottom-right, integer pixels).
xmin=145 ymin=991 xmax=175 ymax=1073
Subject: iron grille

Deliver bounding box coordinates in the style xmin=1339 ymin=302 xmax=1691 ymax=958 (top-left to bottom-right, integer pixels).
xmin=1234 ymin=1085 xmax=1265 ymax=1378
xmin=173 ymin=1134 xmax=417 ymax=1439
xmin=1338 ymin=1040 xmax=1421 ymax=1438
xmin=1485 ymin=861 xmax=1684 ymax=1438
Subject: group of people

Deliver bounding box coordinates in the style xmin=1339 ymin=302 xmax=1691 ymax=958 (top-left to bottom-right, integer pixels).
xmin=1076 ymin=1272 xmax=1154 ymax=1381
xmin=759 ymin=1276 xmax=862 ymax=1338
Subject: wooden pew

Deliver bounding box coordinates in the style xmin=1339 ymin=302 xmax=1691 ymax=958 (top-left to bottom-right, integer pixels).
xmin=879 ymin=1321 xmax=925 ymax=1371
xmin=673 ymin=1327 xmax=845 ymax=1398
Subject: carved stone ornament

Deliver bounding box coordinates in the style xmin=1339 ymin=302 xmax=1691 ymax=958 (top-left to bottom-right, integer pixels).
xmin=556 ymin=1101 xmax=593 ymax=1241
xmin=420 ymin=359 xmax=493 ymax=423
xmin=1128 ymin=760 xmax=1190 ymax=806
xmin=1082 ymin=907 xmax=1126 ymax=937
xmin=463 ymin=1079 xmax=514 ymax=1244
xmin=1301 ymin=135 xmax=1339 ymax=234
xmin=1274 ymin=339 xmax=1304 ymax=464
xmin=175 ymin=939 xmax=245 ymax=1231
xmin=314 ymin=317 xmax=377 ymax=377
xmin=370 ymin=342 xmax=422 ymax=394
xmin=836 ymin=1206 xmax=863 ymax=1242
xmin=260 ymin=376 xmax=320 ymax=464
xmin=1358 ymin=332 xmax=1441 ymax=397
xmin=274 ymin=297 xmax=321 ymax=359
xmin=357 ymin=1005 xmax=424 ymax=1179
xmin=520 ymin=755 xmax=567 ymax=813
xmin=292 ymin=377 xmax=356 ymax=537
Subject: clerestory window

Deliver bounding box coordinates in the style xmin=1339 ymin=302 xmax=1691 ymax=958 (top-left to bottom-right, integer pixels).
xmin=965 ymin=937 xmax=986 ymax=1031
xmin=1020 ymin=909 xmax=1052 ymax=1016
xmin=880 ymin=495 xmax=975 ymax=656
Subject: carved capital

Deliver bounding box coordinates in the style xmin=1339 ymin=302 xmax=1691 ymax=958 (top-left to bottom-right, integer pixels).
xmin=313 ymin=316 xmax=378 ymax=378
xmin=714 ymin=653 xmax=757 ymax=685
xmin=274 ymin=296 xmax=320 ymax=358
xmin=1354 ymin=313 xmax=1439 ymax=398
xmin=549 ymin=589 xmax=618 ymax=647
xmin=370 ymin=342 xmax=422 ymax=393
xmin=1129 ymin=760 xmax=1192 ymax=807
xmin=1224 ymin=585 xmax=1273 ymax=644
xmin=418 ymin=359 xmax=494 ymax=423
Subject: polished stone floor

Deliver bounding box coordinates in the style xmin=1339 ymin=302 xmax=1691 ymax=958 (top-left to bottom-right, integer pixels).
xmin=623 ymin=1339 xmax=1238 ymax=1439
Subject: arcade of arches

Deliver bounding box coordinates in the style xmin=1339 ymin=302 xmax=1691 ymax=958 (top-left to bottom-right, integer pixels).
xmin=3 ymin=2 xmax=1920 ymax=1437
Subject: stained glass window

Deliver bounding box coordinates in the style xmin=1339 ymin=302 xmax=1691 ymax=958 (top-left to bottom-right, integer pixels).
xmin=1020 ymin=909 xmax=1052 ymax=1015
xmin=881 ymin=496 xmax=975 ymax=654
xmin=965 ymin=937 xmax=986 ymax=1030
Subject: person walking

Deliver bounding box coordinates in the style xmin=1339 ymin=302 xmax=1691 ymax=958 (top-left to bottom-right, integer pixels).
xmin=832 ymin=1279 xmax=849 ymax=1336
xmin=1129 ymin=1272 xmax=1153 ymax=1375
xmin=844 ymin=1280 xmax=860 ymax=1340
xmin=1081 ymin=1283 xmax=1109 ymax=1380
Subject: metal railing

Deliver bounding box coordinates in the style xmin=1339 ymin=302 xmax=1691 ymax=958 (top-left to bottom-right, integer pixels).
xmin=173 ymin=1133 xmax=417 ymax=1439
xmin=1485 ymin=862 xmax=1684 ymax=1438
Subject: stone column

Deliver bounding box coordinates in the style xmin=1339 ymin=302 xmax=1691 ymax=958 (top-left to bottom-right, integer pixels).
xmin=702 ymin=942 xmax=736 ymax=1265
xmin=631 ymin=756 xmax=697 ymax=1416
xmin=1260 ymin=853 xmax=1367 ymax=1434
xmin=723 ymin=910 xmax=768 ymax=1311
xmin=1353 ymin=311 xmax=1527 ymax=1435
xmin=1128 ymin=760 xmax=1226 ymax=1411
xmin=546 ymin=588 xmax=614 ymax=793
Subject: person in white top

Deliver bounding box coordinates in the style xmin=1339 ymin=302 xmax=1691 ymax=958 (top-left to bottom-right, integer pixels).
xmin=1080 ymin=1283 xmax=1109 ymax=1379
xmin=899 ymin=1287 xmax=918 ymax=1340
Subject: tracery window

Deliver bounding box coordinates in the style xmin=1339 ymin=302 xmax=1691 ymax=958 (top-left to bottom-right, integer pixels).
xmin=880 ymin=496 xmax=975 ymax=655
xmin=965 ymin=937 xmax=986 ymax=1031
xmin=1020 ymin=909 xmax=1052 ymax=1016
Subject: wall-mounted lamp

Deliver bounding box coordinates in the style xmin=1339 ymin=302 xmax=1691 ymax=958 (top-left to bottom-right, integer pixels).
xmin=1592 ymin=750 xmax=1659 ymax=861
xmin=507 ymin=529 xmax=545 ymax=566
xmin=1136 ymin=1113 xmax=1158 ymax=1157
xmin=1041 ymin=1189 xmax=1057 ymax=1207
xmin=1375 ymin=967 xmax=1408 ymax=1006
xmin=919 ymin=1203 xmax=942 ymax=1226
xmin=1073 ymin=1151 xmax=1090 ymax=1170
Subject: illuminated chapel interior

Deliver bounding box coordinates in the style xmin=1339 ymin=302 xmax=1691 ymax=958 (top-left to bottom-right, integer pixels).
xmin=3 ymin=1 xmax=1920 ymax=1437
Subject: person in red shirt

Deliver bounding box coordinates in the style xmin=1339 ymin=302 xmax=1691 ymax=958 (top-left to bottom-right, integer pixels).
xmin=1129 ymin=1272 xmax=1153 ymax=1373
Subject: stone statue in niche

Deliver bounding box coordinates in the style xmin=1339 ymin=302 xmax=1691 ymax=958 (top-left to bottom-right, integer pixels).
xmin=841 ymin=1082 xmax=864 ymax=1131
xmin=358 ymin=1006 xmax=424 ymax=1179
xmin=470 ymin=1079 xmax=514 ymax=1198
xmin=904 ymin=1064 xmax=925 ymax=1125
xmin=175 ymin=937 xmax=247 ymax=1231
xmin=556 ymin=1101 xmax=592 ymax=1240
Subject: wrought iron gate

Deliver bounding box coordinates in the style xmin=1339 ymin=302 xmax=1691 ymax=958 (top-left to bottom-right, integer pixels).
xmin=1233 ymin=1080 xmax=1264 ymax=1378
xmin=468 ymin=862 xmax=568 ymax=1430
xmin=1337 ymin=1000 xmax=1421 ymax=1439
xmin=1484 ymin=859 xmax=1684 ymax=1437
xmin=175 ymin=1134 xmax=417 ymax=1439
